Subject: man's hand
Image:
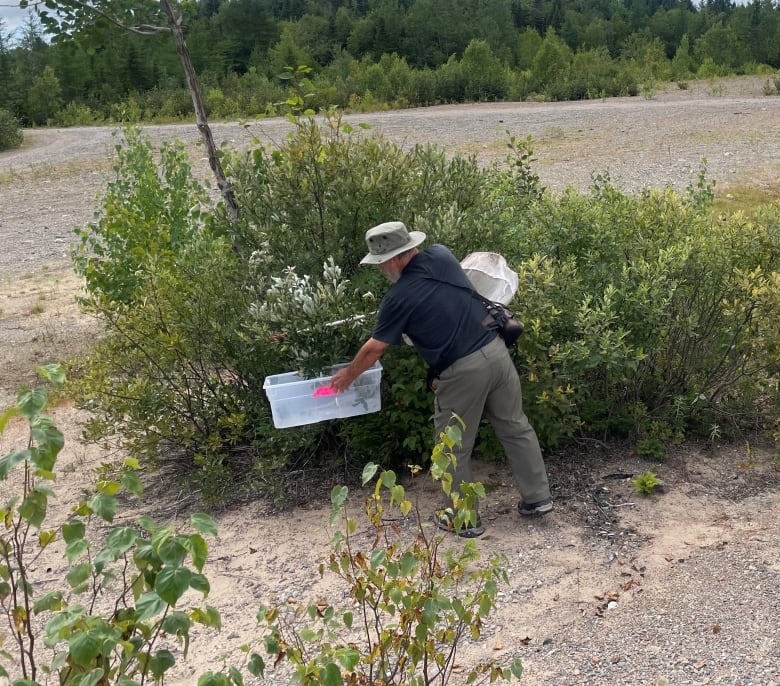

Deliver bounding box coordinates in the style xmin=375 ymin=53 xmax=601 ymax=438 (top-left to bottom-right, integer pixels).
xmin=329 ymin=338 xmax=389 ymax=393
xmin=330 ymin=366 xmax=357 ymax=394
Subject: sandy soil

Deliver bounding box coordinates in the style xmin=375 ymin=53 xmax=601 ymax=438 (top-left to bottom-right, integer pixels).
xmin=1 ymin=76 xmax=779 ymax=685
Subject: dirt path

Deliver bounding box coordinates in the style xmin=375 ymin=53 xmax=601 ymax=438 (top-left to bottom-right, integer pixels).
xmin=0 ymin=76 xmax=779 ymax=685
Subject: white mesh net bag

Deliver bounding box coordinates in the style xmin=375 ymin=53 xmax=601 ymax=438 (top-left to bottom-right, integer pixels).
xmin=460 ymin=252 xmax=518 ymax=305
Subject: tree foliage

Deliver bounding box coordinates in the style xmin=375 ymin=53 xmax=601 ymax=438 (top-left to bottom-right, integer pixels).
xmin=2 ymin=0 xmax=778 ymax=127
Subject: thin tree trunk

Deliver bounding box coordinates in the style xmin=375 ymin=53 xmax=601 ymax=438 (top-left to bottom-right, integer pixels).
xmin=160 ymin=0 xmax=239 ymax=225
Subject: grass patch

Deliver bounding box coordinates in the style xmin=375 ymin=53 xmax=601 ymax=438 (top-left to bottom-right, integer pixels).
xmin=715 ymin=180 xmax=780 ymax=217
xmin=0 ymin=157 xmax=109 ymax=187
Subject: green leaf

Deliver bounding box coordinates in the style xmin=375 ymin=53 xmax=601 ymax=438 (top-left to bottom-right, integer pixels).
xmin=342 ymin=611 xmax=353 ymax=628
xmin=33 ymin=590 xmax=64 ymax=614
xmin=335 ymin=648 xmax=360 ymax=671
xmin=361 ymin=462 xmax=378 ymax=486
xmin=0 ymin=406 xmax=19 ymax=434
xmin=37 ymin=363 xmax=66 ymax=387
xmin=189 ymin=573 xmax=210 ymax=597
xmin=19 ymin=489 xmax=47 ymax=528
xmin=149 ymin=649 xmax=175 ymax=678
xmin=510 ymin=658 xmax=524 ymax=678
xmin=247 ymin=653 xmax=265 ymax=677
xmin=0 ymin=449 xmax=30 ymax=479
xmin=88 ymin=493 xmax=117 ymax=522
xmin=390 ymin=484 xmax=405 ymax=506
xmin=189 ymin=513 xmax=218 ymax=537
xmin=66 ymin=563 xmax=92 ymax=590
xmin=62 ymin=519 xmax=86 ymax=543
xmin=190 ymin=604 xmax=221 ymax=629
xmin=30 ymin=417 xmax=64 ymax=470
xmin=399 ymin=551 xmax=418 ymax=577
xmin=229 ymin=666 xmax=245 ymax=686
xmin=136 ymin=591 xmax=166 ymax=620
xmin=330 ymin=484 xmax=348 ymax=508
xmin=299 ymin=627 xmax=320 ymax=642
xmin=380 ymin=470 xmax=397 ymax=488
xmin=157 ymin=536 xmax=187 ymax=566
xmin=69 ymin=631 xmax=102 ymax=667
xmin=369 ymin=547 xmax=388 ymax=570
xmin=65 ymin=538 xmax=90 ymax=563
xmin=120 ymin=470 xmax=143 ymax=497
xmin=95 ymin=480 xmax=121 ymax=496
xmin=78 ymin=668 xmax=107 ymax=686
xmin=186 ymin=533 xmax=208 ymax=572
xmin=155 ymin=566 xmax=192 ymax=606
xmin=105 ymin=526 xmax=139 ymax=556
xmin=17 ymin=387 xmax=47 ymax=418
xmin=44 ymin=604 xmax=84 ymax=640
xmin=320 ymin=662 xmax=343 ymax=686
xmin=162 ymin=610 xmax=191 ymax=637
xmin=197 ymin=672 xmax=229 ymax=686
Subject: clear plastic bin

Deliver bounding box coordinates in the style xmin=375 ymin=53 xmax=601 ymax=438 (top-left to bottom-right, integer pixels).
xmin=263 ymin=362 xmax=382 ymax=429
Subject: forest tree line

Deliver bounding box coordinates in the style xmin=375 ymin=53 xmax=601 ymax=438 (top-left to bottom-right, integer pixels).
xmin=0 ymin=0 xmax=779 ymax=126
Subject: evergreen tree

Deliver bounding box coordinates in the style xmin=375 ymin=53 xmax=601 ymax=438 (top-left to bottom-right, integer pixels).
xmin=0 ymin=20 xmax=12 ymax=112
xmin=27 ymin=65 xmax=63 ymax=124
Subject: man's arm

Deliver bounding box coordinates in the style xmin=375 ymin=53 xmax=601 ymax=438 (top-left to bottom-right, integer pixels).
xmin=330 ymin=337 xmax=389 ymax=393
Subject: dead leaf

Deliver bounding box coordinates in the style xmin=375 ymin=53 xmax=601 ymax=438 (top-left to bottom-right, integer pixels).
xmin=612 ymin=656 xmax=622 ymax=664
xmin=711 ymin=624 xmax=721 ymax=634
xmin=594 ymin=594 xmax=605 ymax=601
xmin=694 ymin=661 xmax=707 ymax=670
xmin=493 ymin=641 xmax=504 ymax=650
xmin=553 ymin=593 xmax=560 ymax=601
xmin=622 ymin=579 xmax=634 ymax=591
xmin=664 ymin=555 xmax=674 ymax=562
xmin=519 ymin=636 xmax=531 ymax=645
xmin=607 ymin=592 xmax=620 ymax=601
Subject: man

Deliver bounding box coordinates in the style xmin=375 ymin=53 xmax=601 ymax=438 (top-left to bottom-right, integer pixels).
xmin=330 ymin=221 xmax=552 ymax=537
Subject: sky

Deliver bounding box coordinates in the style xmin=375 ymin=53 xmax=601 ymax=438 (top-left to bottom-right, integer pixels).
xmin=0 ymin=3 xmax=33 ymax=41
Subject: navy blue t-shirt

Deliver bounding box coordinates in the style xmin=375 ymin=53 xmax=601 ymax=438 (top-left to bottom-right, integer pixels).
xmin=372 ymin=244 xmax=497 ymax=371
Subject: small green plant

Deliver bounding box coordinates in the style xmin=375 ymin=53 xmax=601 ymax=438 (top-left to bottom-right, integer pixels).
xmin=0 ymin=364 xmax=222 ymax=684
xmin=0 ymin=108 xmax=23 ymax=151
xmin=640 ymin=80 xmax=657 ymax=100
xmin=209 ymin=421 xmax=523 ymax=686
xmin=632 ymin=471 xmax=662 ymax=494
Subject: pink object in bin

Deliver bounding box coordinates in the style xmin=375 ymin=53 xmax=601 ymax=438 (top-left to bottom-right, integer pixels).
xmin=312 ymin=386 xmax=336 ymax=398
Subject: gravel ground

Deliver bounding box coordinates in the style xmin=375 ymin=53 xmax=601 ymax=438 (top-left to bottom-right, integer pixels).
xmin=0 ymin=76 xmax=779 ymax=686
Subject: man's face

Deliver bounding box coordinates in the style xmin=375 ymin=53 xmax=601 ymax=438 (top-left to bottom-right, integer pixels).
xmin=379 ymin=255 xmax=402 ymax=283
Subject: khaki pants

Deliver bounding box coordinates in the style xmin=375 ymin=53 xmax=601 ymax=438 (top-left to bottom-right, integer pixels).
xmin=433 ymin=336 xmax=551 ymax=504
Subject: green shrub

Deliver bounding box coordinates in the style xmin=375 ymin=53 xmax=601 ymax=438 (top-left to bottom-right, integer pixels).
xmin=226 ymin=425 xmax=522 ymax=686
xmin=632 ymin=471 xmax=662 ymax=494
xmin=72 ymin=127 xmax=210 ymax=306
xmin=0 ymin=365 xmax=221 ymax=683
xmin=73 ymin=121 xmax=780 ymax=499
xmin=0 ymin=108 xmax=23 ymax=151
xmin=55 ymin=101 xmax=104 ymax=126
xmin=503 ymin=171 xmax=780 ymax=450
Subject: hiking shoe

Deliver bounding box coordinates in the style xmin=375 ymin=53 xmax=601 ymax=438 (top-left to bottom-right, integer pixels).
xmin=434 ymin=507 xmax=485 ymax=538
xmin=517 ymin=498 xmax=553 ymax=517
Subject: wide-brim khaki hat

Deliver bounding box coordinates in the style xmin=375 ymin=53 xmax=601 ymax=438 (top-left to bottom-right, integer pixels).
xmin=360 ymin=221 xmax=427 ymax=265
